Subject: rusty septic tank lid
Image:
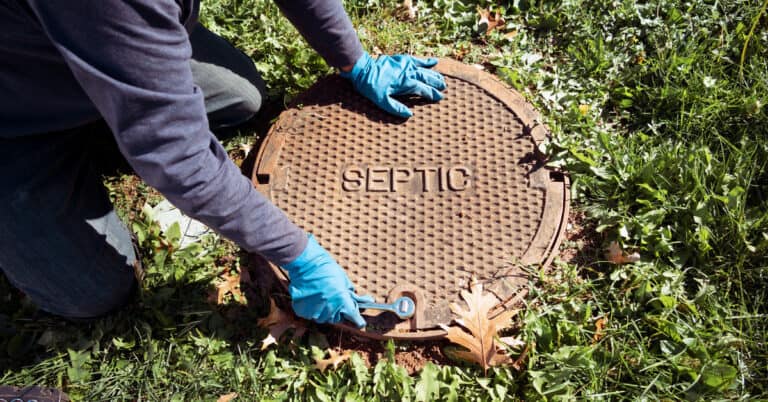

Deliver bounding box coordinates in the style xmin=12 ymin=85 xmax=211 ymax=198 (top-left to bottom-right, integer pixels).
xmin=251 ymin=59 xmax=569 ymax=339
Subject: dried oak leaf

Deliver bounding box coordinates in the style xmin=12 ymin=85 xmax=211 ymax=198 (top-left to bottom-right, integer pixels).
xmin=257 ymin=298 xmax=307 ymax=350
xmin=440 ymin=279 xmax=519 ymax=373
xmin=477 ymin=7 xmax=505 ymax=36
xmin=504 ymin=30 xmax=518 ymax=41
xmin=398 ymin=0 xmax=417 ymax=20
xmin=606 ymin=241 xmax=641 ymax=264
xmin=499 ymin=336 xmax=526 ymax=349
xmin=208 ymin=269 xmax=245 ymax=305
xmin=314 ymin=349 xmax=352 ymax=373
xmin=217 ymin=392 xmax=238 ymax=402
xmin=593 ymin=317 xmax=607 ymax=343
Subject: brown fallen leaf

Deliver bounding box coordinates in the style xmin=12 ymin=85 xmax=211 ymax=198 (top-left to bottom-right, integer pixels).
xmin=477 ymin=7 xmax=505 ymax=36
xmin=635 ymin=51 xmax=646 ymax=65
xmin=314 ymin=349 xmax=352 ymax=372
xmin=399 ymin=0 xmax=417 ymax=20
xmin=593 ymin=317 xmax=607 ymax=343
xmin=440 ymin=278 xmax=519 ymax=373
xmin=257 ymin=298 xmax=307 ymax=350
xmin=208 ymin=269 xmax=245 ymax=305
xmin=217 ymin=392 xmax=237 ymax=402
xmin=512 ymin=343 xmax=530 ymax=371
xmin=499 ymin=336 xmax=526 ymax=349
xmin=606 ymin=241 xmax=641 ymax=264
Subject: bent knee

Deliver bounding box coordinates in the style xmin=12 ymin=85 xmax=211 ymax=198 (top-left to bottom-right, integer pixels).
xmin=54 ymin=276 xmax=136 ymax=319
xmin=191 ymin=60 xmax=266 ymax=128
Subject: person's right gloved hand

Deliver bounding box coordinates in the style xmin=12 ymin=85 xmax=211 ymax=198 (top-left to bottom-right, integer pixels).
xmin=282 ymin=234 xmax=373 ymax=328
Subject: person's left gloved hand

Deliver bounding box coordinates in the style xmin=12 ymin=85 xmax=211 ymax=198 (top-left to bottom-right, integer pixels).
xmin=340 ymin=52 xmax=447 ymax=118
xmin=282 ymin=234 xmax=373 ymax=328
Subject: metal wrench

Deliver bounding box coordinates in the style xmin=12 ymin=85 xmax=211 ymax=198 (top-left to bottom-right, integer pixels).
xmin=358 ymin=296 xmax=416 ymax=319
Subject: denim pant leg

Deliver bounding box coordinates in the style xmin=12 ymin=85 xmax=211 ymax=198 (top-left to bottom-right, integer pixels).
xmin=189 ymin=24 xmax=267 ymax=129
xmin=0 ymin=126 xmax=137 ymax=319
xmin=0 ymin=25 xmax=263 ymax=319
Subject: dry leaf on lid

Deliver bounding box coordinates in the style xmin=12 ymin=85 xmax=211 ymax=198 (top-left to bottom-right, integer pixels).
xmin=606 ymin=241 xmax=641 ymax=264
xmin=314 ymin=349 xmax=352 ymax=372
xmin=257 ymin=298 xmax=307 ymax=350
xmin=440 ymin=278 xmax=519 ymax=373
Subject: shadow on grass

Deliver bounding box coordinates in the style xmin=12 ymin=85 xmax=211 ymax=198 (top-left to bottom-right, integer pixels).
xmin=557 ymin=208 xmax=606 ymax=278
xmin=0 ymin=249 xmax=289 ymax=379
xmin=1 ymin=247 xmax=455 ymax=386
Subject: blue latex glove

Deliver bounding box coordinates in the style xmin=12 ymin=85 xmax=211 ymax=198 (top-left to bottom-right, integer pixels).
xmin=340 ymin=52 xmax=447 ymax=118
xmin=282 ymin=234 xmax=373 ymax=328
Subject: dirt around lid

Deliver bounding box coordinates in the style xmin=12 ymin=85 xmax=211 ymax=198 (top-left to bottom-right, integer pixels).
xmin=251 ymin=59 xmax=568 ymax=340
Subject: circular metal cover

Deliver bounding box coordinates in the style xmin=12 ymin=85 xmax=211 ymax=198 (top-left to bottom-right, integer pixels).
xmin=251 ymin=59 xmax=568 ymax=339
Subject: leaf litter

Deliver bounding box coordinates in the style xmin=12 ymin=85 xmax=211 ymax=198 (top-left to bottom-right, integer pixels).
xmin=593 ymin=317 xmax=607 ymax=343
xmin=221 ymin=257 xmax=526 ymax=373
xmin=216 ymin=392 xmax=238 ymax=402
xmin=314 ymin=349 xmax=353 ymax=372
xmin=477 ymin=7 xmax=505 ymax=36
xmin=398 ymin=0 xmax=417 ymax=20
xmin=606 ymin=241 xmax=641 ymax=264
xmin=208 ymin=267 xmax=246 ymax=305
xmin=257 ymin=297 xmax=307 ymax=350
xmin=439 ymin=278 xmax=525 ymax=373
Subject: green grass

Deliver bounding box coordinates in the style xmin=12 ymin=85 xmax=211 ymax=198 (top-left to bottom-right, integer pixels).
xmin=2 ymin=0 xmax=767 ymax=400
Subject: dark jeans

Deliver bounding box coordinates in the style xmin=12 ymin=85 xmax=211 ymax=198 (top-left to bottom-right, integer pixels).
xmin=0 ymin=24 xmax=265 ymax=319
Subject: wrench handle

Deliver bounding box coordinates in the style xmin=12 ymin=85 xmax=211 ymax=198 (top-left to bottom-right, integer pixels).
xmin=358 ymin=296 xmax=416 ymax=319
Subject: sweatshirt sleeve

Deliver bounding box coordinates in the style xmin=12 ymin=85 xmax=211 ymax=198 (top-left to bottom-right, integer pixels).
xmin=273 ymin=0 xmax=364 ymax=68
xmin=26 ymin=0 xmax=307 ymax=265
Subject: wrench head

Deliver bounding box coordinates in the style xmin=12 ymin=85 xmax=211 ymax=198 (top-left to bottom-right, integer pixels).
xmin=393 ymin=296 xmax=416 ymax=319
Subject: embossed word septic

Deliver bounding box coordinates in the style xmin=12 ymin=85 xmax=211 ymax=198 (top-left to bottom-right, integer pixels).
xmin=342 ymin=165 xmax=472 ymax=193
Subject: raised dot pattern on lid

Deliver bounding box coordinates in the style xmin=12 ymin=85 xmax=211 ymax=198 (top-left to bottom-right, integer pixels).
xmin=268 ymin=71 xmax=547 ymax=328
